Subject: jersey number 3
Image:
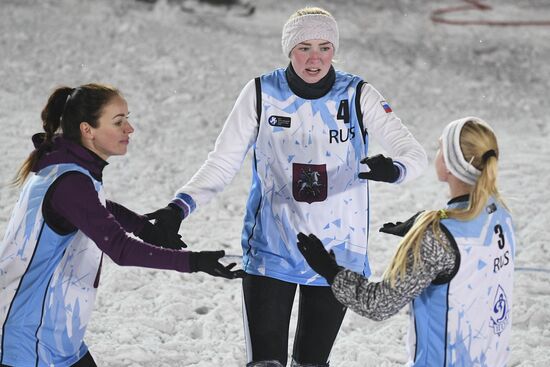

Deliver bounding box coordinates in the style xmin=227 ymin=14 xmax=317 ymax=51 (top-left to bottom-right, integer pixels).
xmin=494 ymin=224 xmax=505 ymax=249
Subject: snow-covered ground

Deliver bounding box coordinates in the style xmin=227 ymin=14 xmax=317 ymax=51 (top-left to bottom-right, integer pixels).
xmin=1 ymin=0 xmax=549 ymax=365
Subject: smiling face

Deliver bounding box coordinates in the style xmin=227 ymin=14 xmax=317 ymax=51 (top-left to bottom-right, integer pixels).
xmin=81 ymin=96 xmax=134 ymax=160
xmin=289 ymin=39 xmax=334 ymax=84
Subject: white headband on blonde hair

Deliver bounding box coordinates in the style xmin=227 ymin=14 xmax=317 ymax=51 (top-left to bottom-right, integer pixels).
xmin=441 ymin=116 xmax=494 ymax=185
xmin=281 ymin=14 xmax=339 ymax=57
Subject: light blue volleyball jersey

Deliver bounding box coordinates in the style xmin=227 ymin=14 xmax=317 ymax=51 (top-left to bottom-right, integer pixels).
xmin=242 ymin=69 xmax=370 ymax=285
xmin=0 ymin=164 xmax=104 ymax=367
xmin=408 ymin=198 xmax=515 ymax=367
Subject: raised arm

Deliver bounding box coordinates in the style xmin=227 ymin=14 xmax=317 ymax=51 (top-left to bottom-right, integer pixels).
xmin=47 ymin=173 xmax=244 ymax=279
xmin=330 ymin=227 xmax=457 ymax=320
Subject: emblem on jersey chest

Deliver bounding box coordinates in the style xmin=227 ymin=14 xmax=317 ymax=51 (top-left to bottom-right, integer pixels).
xmin=490 ymin=285 xmax=510 ymax=336
xmin=293 ymin=163 xmax=327 ymax=204
xmin=268 ymin=115 xmax=291 ymax=128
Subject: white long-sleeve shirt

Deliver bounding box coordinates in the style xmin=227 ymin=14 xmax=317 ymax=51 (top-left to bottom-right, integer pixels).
xmin=177 ymin=78 xmax=426 ymax=206
xmin=174 ymin=69 xmax=427 ymax=284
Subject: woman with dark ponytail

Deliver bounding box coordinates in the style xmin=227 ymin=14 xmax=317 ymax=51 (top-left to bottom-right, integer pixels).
xmin=0 ymin=84 xmax=243 ymax=367
xmin=298 ymin=117 xmax=515 ymax=367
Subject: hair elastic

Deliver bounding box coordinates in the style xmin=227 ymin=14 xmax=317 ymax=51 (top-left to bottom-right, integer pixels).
xmin=60 ymin=87 xmax=79 ymax=122
xmin=481 ymin=149 xmax=497 ymax=163
xmin=440 ymin=116 xmax=494 ymax=186
xmin=438 ymin=209 xmax=448 ymax=219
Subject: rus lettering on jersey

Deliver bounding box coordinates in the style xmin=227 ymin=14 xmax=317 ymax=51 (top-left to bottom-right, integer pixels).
xmin=330 ymin=99 xmax=355 ymax=143
xmin=329 ymin=126 xmax=355 ymax=144
xmin=292 ymin=163 xmax=328 ymax=204
xmin=493 ymin=250 xmax=510 ymax=273
xmin=493 ymin=223 xmax=510 ymax=273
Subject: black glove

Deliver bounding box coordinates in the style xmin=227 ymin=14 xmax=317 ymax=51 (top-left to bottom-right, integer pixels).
xmin=297 ymin=232 xmax=341 ymax=284
xmin=145 ymin=203 xmax=184 ymax=238
xmin=189 ymin=250 xmax=246 ymax=279
xmin=137 ymin=221 xmax=187 ymax=249
xmin=358 ymin=154 xmax=400 ymax=183
xmin=379 ymin=211 xmax=424 ymax=237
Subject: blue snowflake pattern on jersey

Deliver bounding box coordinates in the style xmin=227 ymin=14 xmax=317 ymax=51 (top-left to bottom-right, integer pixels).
xmin=241 ymin=68 xmax=371 ymax=285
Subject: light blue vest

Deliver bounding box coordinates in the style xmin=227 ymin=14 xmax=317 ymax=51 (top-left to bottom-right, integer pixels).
xmin=242 ymin=69 xmax=370 ymax=285
xmin=408 ymin=198 xmax=515 ymax=367
xmin=0 ymin=164 xmax=104 ymax=366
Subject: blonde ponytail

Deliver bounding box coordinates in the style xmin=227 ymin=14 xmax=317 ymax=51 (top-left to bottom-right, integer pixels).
xmin=385 ymin=120 xmax=506 ymax=286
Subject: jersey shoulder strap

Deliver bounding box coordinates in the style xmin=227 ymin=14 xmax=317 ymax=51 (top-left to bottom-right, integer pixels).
xmin=355 ymin=80 xmax=367 ymax=141
xmin=432 ymin=222 xmax=461 ymax=285
xmin=255 ymin=76 xmax=262 ymax=125
xmin=256 ymin=74 xmax=364 ymax=134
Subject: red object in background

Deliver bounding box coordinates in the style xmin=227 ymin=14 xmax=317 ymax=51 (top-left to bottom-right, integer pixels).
xmin=431 ymin=0 xmax=550 ymax=26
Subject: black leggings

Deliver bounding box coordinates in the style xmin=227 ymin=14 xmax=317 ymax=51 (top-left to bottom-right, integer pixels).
xmin=243 ymin=274 xmax=347 ymax=366
xmin=72 ymin=351 xmax=97 ymax=367
xmin=1 ymin=351 xmax=96 ymax=367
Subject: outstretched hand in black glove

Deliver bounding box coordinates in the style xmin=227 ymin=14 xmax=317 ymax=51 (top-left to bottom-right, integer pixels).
xmin=379 ymin=211 xmax=424 ymax=237
xmin=137 ymin=221 xmax=187 ymax=249
xmin=358 ymin=154 xmax=400 ymax=183
xmin=145 ymin=202 xmax=184 ymax=239
xmin=297 ymin=232 xmax=341 ymax=284
xmin=189 ymin=250 xmax=246 ymax=279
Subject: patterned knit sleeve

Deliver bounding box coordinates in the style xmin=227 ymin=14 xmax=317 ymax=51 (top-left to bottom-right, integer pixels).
xmin=331 ymin=227 xmax=457 ymax=321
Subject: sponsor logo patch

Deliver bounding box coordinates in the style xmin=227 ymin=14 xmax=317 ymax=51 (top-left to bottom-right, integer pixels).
xmin=293 ymin=163 xmax=327 ymax=204
xmin=486 ymin=203 xmax=497 ymax=214
xmin=268 ymin=115 xmax=291 ymax=128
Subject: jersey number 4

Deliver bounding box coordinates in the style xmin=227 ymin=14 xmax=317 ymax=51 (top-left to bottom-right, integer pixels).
xmin=337 ymin=100 xmax=350 ymax=124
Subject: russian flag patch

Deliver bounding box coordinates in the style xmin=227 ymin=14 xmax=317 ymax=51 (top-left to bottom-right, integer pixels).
xmin=380 ymin=101 xmax=393 ymax=113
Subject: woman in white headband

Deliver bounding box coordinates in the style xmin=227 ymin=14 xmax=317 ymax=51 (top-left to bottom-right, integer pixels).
xmin=148 ymin=6 xmax=427 ymax=366
xmin=299 ymin=117 xmax=515 ymax=367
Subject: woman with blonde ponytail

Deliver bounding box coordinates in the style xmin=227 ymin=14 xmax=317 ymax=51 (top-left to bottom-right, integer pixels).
xmin=298 ymin=117 xmax=515 ymax=367
xmin=1 ymin=84 xmax=242 ymax=367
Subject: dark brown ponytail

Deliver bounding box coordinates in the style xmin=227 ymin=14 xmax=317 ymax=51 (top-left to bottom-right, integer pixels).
xmin=13 ymin=83 xmax=120 ymax=186
xmin=13 ymin=86 xmax=73 ymax=186
xmin=42 ymin=86 xmax=74 ymax=142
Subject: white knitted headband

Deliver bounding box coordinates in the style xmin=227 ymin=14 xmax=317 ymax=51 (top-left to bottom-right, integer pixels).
xmin=441 ymin=116 xmax=494 ymax=185
xmin=281 ymin=13 xmax=339 ymax=57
